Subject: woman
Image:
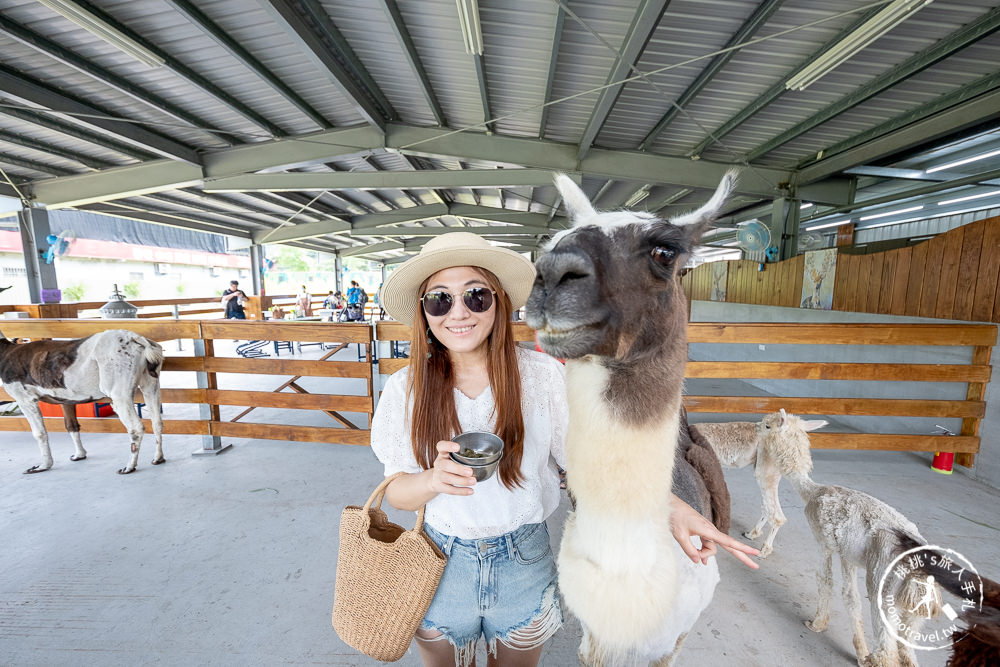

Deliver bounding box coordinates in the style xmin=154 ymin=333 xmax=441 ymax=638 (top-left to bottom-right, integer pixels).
xmin=371 ymin=233 xmax=757 ymax=667
xmin=296 ymin=285 xmax=312 ymax=317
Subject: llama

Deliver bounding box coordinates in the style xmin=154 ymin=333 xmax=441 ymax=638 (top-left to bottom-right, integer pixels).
xmin=0 ymin=329 xmax=165 ymax=474
xmin=525 ymin=171 xmax=735 ymax=665
xmin=692 ymin=410 xmax=827 ymax=557
xmin=758 ymin=410 xmax=941 ymax=666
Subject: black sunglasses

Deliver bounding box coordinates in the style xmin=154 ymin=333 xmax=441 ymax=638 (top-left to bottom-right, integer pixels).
xmin=421 ymin=287 xmax=496 ymax=317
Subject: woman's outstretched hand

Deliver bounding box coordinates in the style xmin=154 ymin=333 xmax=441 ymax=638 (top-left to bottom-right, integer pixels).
xmin=669 ymin=493 xmax=759 ymax=570
xmin=427 ymin=440 xmax=477 ymax=496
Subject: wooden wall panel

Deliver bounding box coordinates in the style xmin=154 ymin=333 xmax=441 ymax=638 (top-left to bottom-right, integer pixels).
xmin=904 ymin=243 xmax=927 ymax=316
xmin=867 ymin=254 xmax=884 ymax=313
xmin=954 ymin=220 xmax=986 ymax=320
xmin=879 ymin=250 xmax=897 ymax=312
xmin=973 ymin=219 xmax=1000 ymax=321
xmin=936 ymin=226 xmax=964 ymax=319
xmin=890 ymin=247 xmax=911 ymax=316
xmin=918 ymin=237 xmax=944 ymax=318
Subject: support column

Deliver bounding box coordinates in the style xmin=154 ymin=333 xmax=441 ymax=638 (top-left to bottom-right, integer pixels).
xmin=191 ymin=337 xmax=231 ymax=457
xmin=335 ymin=252 xmax=344 ymax=294
xmin=250 ymin=243 xmax=265 ymax=296
xmin=771 ymin=197 xmax=801 ymax=261
xmin=17 ymin=206 xmax=58 ymax=303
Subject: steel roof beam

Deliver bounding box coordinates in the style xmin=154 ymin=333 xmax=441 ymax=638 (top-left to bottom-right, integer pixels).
xmin=359 ymin=225 xmax=552 ymax=238
xmin=379 ymin=0 xmax=445 ymax=126
xmin=0 ymin=152 xmax=73 ymax=176
xmin=78 ymin=202 xmax=253 ymax=237
xmin=800 ymin=167 xmax=1000 ymax=223
xmin=798 ymin=72 xmax=1000 ymax=184
xmin=28 ymin=123 xmax=787 ymax=206
xmin=0 ymin=129 xmax=108 ymax=170
xmin=538 ymin=5 xmax=565 ymax=139
xmin=688 ymin=5 xmax=886 ymax=159
xmin=575 ymin=0 xmax=671 ymax=161
xmin=638 ymin=0 xmax=785 ymax=151
xmin=0 ymin=14 xmax=234 ymax=146
xmin=252 ymin=217 xmax=352 ymax=244
xmin=0 ymin=106 xmax=158 ymax=160
xmin=163 ymin=0 xmax=330 ymax=131
xmin=72 ymin=0 xmax=283 ymax=138
xmin=746 ymin=8 xmax=1000 ymax=163
xmin=473 ymin=55 xmax=493 ymax=133
xmin=0 ymin=65 xmax=200 ymax=164
xmin=203 ymin=169 xmax=568 ymax=192
xmin=340 ymin=240 xmax=403 ymax=256
xmin=388 ymin=125 xmax=785 ymax=197
xmin=262 ymin=0 xmax=390 ymax=131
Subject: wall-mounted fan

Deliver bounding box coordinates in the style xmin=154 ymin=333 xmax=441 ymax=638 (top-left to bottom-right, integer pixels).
xmin=798 ymin=232 xmax=825 ymax=252
xmin=42 ymin=230 xmax=76 ymax=264
xmin=736 ymin=220 xmax=771 ymax=253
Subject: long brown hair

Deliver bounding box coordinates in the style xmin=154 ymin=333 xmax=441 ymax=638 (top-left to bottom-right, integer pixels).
xmin=407 ymin=267 xmax=525 ymax=490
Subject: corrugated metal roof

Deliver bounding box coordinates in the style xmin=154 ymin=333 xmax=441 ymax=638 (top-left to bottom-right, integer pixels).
xmin=0 ymin=0 xmax=998 ymax=263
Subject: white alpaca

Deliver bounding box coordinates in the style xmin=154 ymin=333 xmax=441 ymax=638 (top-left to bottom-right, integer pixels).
xmin=0 ymin=329 xmax=165 ymax=474
xmin=526 ymin=172 xmax=735 ymax=665
xmin=759 ymin=410 xmax=941 ymax=667
xmin=693 ymin=411 xmax=827 ymax=557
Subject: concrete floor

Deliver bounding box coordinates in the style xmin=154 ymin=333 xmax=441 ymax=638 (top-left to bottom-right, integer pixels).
xmin=2 ymin=433 xmax=997 ymax=666
xmin=1 ymin=344 xmax=998 ymax=665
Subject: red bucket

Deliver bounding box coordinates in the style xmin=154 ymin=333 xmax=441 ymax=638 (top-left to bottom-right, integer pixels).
xmin=931 ymin=451 xmax=954 ymax=475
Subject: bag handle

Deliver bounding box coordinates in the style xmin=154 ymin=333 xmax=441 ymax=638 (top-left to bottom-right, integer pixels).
xmin=364 ymin=472 xmax=427 ymax=532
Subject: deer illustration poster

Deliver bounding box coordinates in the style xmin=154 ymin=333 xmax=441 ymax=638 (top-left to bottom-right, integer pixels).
xmin=710 ymin=261 xmax=728 ymax=301
xmin=800 ymin=248 xmax=837 ymax=310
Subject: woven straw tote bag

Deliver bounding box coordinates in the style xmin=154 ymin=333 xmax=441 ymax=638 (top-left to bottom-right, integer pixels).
xmin=333 ymin=473 xmax=447 ymax=662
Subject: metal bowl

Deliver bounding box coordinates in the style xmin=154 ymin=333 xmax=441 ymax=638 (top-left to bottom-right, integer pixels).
xmin=450 ymin=452 xmax=504 ymax=483
xmin=450 ymin=431 xmax=504 ymax=465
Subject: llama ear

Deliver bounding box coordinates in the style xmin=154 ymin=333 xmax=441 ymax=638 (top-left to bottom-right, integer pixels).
xmin=801 ymin=420 xmax=828 ymax=432
xmin=671 ymin=170 xmax=738 ymax=228
xmin=554 ymin=173 xmax=597 ymax=224
xmin=778 ymin=408 xmax=788 ymax=428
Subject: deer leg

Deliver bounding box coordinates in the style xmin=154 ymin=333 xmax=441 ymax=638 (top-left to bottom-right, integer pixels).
xmin=61 ymin=404 xmax=87 ymax=462
xmin=109 ymin=395 xmax=144 ymax=474
xmin=839 ymin=560 xmax=870 ymax=664
xmin=805 ymin=548 xmax=833 ymax=632
xmin=20 ymin=399 xmax=53 ymax=473
xmin=139 ymin=377 xmax=164 ymax=465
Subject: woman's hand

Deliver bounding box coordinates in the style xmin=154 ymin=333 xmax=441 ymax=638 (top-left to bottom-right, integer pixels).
xmin=669 ymin=493 xmax=760 ymax=570
xmin=427 ymin=440 xmax=476 ymax=496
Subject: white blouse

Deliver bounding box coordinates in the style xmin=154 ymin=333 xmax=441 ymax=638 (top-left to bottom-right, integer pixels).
xmin=370 ymin=346 xmax=568 ymax=539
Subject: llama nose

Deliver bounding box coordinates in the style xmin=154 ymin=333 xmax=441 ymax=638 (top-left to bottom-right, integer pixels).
xmin=535 ymin=248 xmax=593 ymax=291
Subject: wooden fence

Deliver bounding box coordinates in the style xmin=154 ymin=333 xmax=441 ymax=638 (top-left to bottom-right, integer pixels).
xmin=0 ymin=319 xmax=372 ymax=446
xmin=1 ymin=319 xmax=995 ymax=466
xmin=681 ymin=214 xmax=1000 ymax=323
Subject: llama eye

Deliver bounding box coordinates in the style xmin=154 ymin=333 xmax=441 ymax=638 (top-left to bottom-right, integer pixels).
xmin=651 ymin=246 xmax=676 ymax=265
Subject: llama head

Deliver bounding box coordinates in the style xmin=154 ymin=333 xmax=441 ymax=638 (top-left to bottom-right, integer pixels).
xmin=525 ymin=172 xmax=736 ymax=361
xmin=757 ymin=409 xmax=827 ymax=476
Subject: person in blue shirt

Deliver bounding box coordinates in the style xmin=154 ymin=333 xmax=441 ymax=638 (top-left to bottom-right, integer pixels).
xmin=346 ymin=280 xmax=367 ymax=306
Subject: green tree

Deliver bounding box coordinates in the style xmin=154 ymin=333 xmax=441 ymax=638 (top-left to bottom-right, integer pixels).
xmin=122 ymin=281 xmax=141 ymax=299
xmin=62 ymin=282 xmax=86 ymax=302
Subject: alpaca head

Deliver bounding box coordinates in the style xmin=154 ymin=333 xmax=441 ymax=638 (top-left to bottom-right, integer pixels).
xmin=757 ymin=409 xmax=828 ymax=477
xmin=525 ymin=172 xmax=736 ymax=361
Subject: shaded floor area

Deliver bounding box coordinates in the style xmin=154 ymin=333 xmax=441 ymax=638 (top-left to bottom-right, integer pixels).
xmin=1 ymin=426 xmax=998 ymax=665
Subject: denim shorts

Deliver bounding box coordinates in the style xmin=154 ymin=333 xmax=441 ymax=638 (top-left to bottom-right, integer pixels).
xmin=420 ymin=522 xmax=563 ymax=664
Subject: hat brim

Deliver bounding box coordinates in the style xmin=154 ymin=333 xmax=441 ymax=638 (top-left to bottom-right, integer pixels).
xmin=381 ymin=244 xmax=536 ymax=324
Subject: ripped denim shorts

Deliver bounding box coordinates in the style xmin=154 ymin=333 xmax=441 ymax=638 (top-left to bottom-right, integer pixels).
xmin=420 ymin=521 xmax=563 ymax=665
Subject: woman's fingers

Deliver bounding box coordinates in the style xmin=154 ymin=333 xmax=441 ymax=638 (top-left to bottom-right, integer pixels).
xmin=432 ymin=440 xmax=475 ymax=495
xmin=721 ymin=542 xmax=760 ymax=569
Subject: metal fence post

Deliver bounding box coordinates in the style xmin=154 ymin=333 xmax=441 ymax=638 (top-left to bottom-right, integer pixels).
xmin=191 ymin=336 xmax=231 ymax=457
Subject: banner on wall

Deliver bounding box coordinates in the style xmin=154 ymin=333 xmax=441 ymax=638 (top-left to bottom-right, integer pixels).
xmin=710 ymin=261 xmax=728 ymax=301
xmin=800 ymin=248 xmax=838 ymax=310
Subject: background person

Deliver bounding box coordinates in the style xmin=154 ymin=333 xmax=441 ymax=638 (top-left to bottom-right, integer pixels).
xmin=221 ymin=280 xmax=247 ymax=319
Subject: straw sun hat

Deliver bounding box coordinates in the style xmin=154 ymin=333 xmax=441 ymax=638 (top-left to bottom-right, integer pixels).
xmin=380 ymin=232 xmax=536 ymax=324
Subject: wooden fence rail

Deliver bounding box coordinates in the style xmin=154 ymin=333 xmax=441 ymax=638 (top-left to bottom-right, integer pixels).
xmin=1 ymin=319 xmax=995 ymax=465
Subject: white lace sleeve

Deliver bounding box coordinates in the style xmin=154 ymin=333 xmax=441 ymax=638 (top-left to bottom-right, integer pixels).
xmin=545 ymin=357 xmax=569 ymax=470
xmin=370 ymin=369 xmax=422 ymax=476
